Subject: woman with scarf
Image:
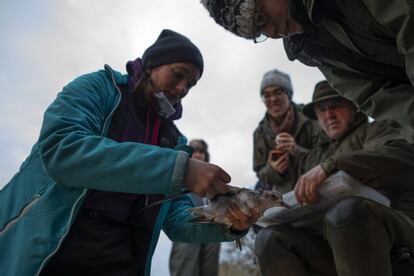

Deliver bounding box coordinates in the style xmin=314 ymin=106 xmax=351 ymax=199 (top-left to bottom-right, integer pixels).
xmin=253 ymin=69 xmax=324 ymax=193
xmin=0 ymin=29 xmax=258 ymax=276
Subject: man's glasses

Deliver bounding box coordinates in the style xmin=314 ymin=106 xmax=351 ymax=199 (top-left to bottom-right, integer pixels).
xmin=252 ymin=0 xmax=269 ymax=43
xmin=261 ymin=88 xmax=286 ymax=102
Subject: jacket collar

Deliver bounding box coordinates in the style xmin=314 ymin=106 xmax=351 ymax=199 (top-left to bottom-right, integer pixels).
xmin=104 ymin=64 xmax=129 ymax=86
xmin=331 ymin=112 xmax=368 ymax=143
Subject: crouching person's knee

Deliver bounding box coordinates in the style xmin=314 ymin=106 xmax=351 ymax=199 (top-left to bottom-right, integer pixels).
xmin=323 ymin=197 xmax=385 ymax=249
xmin=255 ymin=226 xmax=280 ymax=257
xmin=255 ymin=226 xmax=292 ymax=275
xmin=323 ymin=199 xmax=393 ymax=275
xmin=324 ymin=197 xmax=375 ymax=228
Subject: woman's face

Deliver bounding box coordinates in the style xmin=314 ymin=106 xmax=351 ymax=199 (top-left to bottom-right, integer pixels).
xmin=147 ymin=62 xmax=201 ymax=105
xmin=262 ymin=85 xmax=291 ymax=120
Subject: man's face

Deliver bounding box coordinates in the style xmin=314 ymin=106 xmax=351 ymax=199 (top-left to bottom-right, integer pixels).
xmin=148 ymin=62 xmax=200 ymax=105
xmin=315 ymin=98 xmax=357 ymax=140
xmin=255 ymin=0 xmax=303 ymax=39
xmin=262 ymin=85 xmax=290 ymax=120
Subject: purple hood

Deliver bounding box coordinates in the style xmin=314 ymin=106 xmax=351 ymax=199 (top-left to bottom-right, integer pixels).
xmin=126 ymin=58 xmax=183 ymax=120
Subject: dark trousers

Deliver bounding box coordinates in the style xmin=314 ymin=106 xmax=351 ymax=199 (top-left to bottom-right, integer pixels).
xmin=169 ymin=242 xmax=220 ymax=276
xmin=255 ymin=198 xmax=414 ymax=276
xmin=40 ymin=209 xmax=139 ymax=276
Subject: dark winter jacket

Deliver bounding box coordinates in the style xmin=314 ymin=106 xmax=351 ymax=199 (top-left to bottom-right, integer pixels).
xmin=291 ymin=114 xmax=414 ymax=220
xmin=285 ymin=0 xmax=414 ymax=142
xmin=253 ymin=104 xmax=325 ymax=193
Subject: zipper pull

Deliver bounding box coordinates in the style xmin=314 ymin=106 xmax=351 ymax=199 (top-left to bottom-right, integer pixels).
xmin=145 ymin=195 xmax=149 ymax=207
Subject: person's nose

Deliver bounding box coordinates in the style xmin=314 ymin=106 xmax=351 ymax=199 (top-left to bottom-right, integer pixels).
xmin=261 ymin=22 xmax=273 ymax=37
xmin=262 ymin=22 xmax=282 ymax=39
xmin=267 ymin=93 xmax=280 ymax=102
xmin=174 ymin=79 xmax=189 ymax=96
xmin=325 ymin=108 xmax=336 ymax=119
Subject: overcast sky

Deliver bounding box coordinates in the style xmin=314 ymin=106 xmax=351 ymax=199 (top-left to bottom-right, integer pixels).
xmin=0 ymin=0 xmax=324 ymax=275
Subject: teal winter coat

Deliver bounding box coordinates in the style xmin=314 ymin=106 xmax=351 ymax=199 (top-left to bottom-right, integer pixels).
xmin=0 ymin=65 xmax=240 ymax=276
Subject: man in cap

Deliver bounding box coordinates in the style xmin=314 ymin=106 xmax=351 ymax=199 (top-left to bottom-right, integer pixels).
xmin=201 ymin=0 xmax=414 ymax=143
xmin=254 ymin=81 xmax=414 ymax=276
xmin=254 ymin=69 xmax=323 ymax=193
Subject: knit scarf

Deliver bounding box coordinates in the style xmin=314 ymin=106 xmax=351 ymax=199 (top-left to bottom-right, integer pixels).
xmin=269 ymin=104 xmax=295 ymax=134
xmin=126 ymin=58 xmax=183 ymax=120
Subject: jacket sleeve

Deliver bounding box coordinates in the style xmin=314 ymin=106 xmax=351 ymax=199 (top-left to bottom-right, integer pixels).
xmin=37 ymin=71 xmax=186 ymax=196
xmin=361 ymin=0 xmax=414 ymax=85
xmin=333 ymin=121 xmax=414 ymax=192
xmin=253 ymin=129 xmax=285 ymax=189
xmin=295 ymin=111 xmax=326 ymax=149
xmin=162 ymin=195 xmax=246 ymax=243
xmin=319 ymin=63 xmax=414 ymax=142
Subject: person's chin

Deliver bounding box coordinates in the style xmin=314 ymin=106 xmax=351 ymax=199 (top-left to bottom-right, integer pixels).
xmin=328 ymin=128 xmax=345 ymax=140
xmin=270 ymin=111 xmax=283 ymax=118
xmin=287 ymin=18 xmax=303 ymax=34
xmin=273 ymin=33 xmax=286 ymax=39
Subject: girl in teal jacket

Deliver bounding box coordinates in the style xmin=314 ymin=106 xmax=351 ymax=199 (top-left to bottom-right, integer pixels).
xmin=0 ymin=29 xmax=254 ymax=276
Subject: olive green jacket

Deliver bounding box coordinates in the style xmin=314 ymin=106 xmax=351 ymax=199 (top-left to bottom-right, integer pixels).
xmin=291 ymin=115 xmax=414 ymax=219
xmin=285 ymin=0 xmax=414 ymax=142
xmin=253 ymin=106 xmax=325 ymax=193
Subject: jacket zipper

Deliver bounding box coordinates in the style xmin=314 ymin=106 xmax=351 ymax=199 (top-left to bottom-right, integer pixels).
xmin=101 ymin=65 xmax=123 ymax=136
xmin=36 ymin=67 xmax=123 ymax=275
xmin=0 ymin=193 xmax=42 ymax=236
xmin=36 ymin=189 xmax=87 ymax=276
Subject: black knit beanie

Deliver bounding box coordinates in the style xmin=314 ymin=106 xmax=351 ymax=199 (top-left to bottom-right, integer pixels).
xmin=142 ymin=29 xmax=204 ymax=76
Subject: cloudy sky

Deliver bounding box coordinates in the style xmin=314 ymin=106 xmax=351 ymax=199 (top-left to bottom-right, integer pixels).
xmin=0 ymin=0 xmax=324 ymax=275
